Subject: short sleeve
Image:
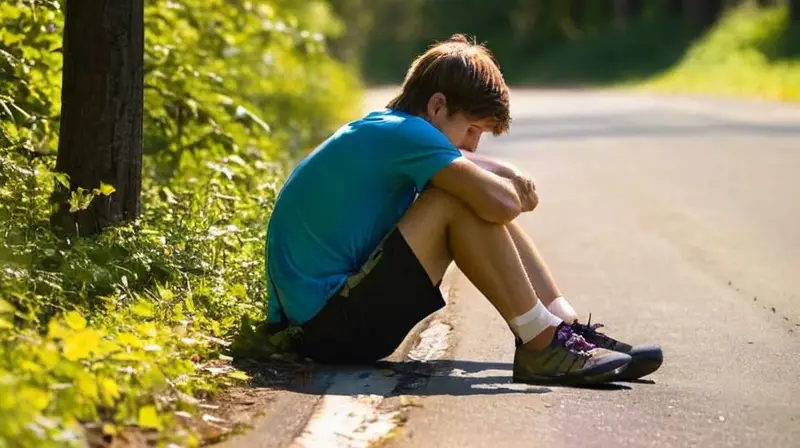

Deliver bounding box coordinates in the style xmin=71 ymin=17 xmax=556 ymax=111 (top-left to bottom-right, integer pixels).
xmin=387 ymin=118 xmax=463 ymax=190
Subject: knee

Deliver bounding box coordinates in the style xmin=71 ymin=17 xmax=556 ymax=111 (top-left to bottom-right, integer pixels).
xmin=417 ymin=187 xmax=474 ymax=218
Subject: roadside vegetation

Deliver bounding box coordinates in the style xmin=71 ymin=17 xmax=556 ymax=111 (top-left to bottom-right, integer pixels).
xmin=0 ymin=0 xmax=360 ymax=446
xmin=642 ymin=4 xmax=800 ymax=101
xmin=333 ymin=1 xmax=800 ymax=102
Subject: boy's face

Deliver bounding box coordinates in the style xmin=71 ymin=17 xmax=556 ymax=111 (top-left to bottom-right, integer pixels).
xmin=425 ymin=93 xmax=495 ymax=152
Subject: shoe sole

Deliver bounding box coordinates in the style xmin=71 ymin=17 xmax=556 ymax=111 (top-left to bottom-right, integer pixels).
xmin=512 ymin=358 xmax=631 ymax=386
xmin=615 ymin=355 xmax=663 ymax=382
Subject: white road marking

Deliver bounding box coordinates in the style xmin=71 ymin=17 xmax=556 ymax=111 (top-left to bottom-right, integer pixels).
xmin=290 ymin=317 xmax=453 ymax=447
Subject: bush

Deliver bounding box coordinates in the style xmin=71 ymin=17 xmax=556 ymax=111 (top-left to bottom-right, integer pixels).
xmin=0 ymin=0 xmax=361 ymax=446
xmin=642 ymin=4 xmax=800 ymax=101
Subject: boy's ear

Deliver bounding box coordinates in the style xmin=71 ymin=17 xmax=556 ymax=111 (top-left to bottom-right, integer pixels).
xmin=426 ymin=92 xmax=448 ymax=119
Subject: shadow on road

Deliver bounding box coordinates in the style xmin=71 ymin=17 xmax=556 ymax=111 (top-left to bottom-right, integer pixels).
xmin=236 ymin=358 xmax=633 ymax=399
xmin=494 ymin=111 xmax=800 ymax=144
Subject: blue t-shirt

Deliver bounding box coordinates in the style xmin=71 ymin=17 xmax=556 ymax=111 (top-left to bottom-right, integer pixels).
xmin=265 ymin=109 xmax=463 ymax=325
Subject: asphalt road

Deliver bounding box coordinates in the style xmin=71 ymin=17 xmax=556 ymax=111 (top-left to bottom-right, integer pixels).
xmin=364 ymin=88 xmax=800 ymax=448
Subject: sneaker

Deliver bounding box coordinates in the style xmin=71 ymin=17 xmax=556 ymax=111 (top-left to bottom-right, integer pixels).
xmin=571 ymin=315 xmax=663 ymax=381
xmin=512 ymin=322 xmax=632 ymax=386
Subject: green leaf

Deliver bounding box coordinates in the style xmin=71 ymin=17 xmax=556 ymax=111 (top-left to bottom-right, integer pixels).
xmin=54 ymin=173 xmax=70 ymax=189
xmin=138 ymin=405 xmax=162 ymax=430
xmin=68 ymin=191 xmax=81 ymax=213
xmin=64 ymin=311 xmax=87 ymax=330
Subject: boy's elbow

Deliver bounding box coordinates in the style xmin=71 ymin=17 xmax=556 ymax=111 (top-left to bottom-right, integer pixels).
xmin=480 ymin=192 xmax=521 ymax=224
xmin=496 ymin=196 xmax=523 ymax=224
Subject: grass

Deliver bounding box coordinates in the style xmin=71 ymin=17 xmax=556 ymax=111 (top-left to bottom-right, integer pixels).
xmin=640 ymin=4 xmax=800 ymax=102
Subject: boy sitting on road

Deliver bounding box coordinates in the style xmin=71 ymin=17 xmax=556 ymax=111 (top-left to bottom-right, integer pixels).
xmin=265 ymin=34 xmax=662 ymax=385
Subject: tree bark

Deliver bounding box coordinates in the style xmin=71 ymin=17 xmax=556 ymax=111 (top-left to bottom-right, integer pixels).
xmin=613 ymin=0 xmax=630 ymax=29
xmin=53 ymin=0 xmax=144 ymax=236
xmin=682 ymin=0 xmax=724 ymax=29
xmin=790 ymin=0 xmax=800 ymax=21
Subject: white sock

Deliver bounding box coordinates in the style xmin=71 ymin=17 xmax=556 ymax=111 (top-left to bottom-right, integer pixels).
xmin=547 ymin=296 xmax=578 ymax=323
xmin=508 ymin=301 xmax=563 ymax=344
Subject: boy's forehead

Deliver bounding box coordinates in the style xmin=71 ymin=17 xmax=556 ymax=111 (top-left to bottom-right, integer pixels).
xmin=469 ymin=116 xmax=498 ymax=130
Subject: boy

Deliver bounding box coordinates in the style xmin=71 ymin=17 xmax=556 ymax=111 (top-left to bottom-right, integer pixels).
xmin=265 ymin=35 xmax=662 ymax=385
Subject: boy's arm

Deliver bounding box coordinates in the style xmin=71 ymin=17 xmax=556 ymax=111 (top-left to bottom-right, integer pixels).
xmin=429 ymin=157 xmax=522 ymax=224
xmin=444 ymin=150 xmax=539 ymax=215
xmin=459 ymin=150 xmax=520 ymax=179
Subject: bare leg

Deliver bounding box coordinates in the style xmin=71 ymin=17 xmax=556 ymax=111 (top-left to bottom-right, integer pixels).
xmin=507 ymin=221 xmax=579 ymax=323
xmin=397 ymin=188 xmax=557 ymax=349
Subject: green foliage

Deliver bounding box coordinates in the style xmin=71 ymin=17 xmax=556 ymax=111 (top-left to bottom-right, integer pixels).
xmin=345 ymin=0 xmax=694 ymax=85
xmin=644 ymin=3 xmax=800 ymax=101
xmin=142 ymin=0 xmax=361 ymax=171
xmin=0 ymin=0 xmax=63 ymax=155
xmin=517 ymin=16 xmax=693 ymax=85
xmin=1 ymin=0 xmax=361 ymax=446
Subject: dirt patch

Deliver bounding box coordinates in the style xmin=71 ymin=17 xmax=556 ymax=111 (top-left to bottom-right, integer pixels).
xmin=83 ymin=360 xmax=312 ymax=447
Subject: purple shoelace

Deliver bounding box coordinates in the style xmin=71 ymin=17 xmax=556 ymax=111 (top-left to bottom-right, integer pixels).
xmin=572 ymin=313 xmax=611 ymax=345
xmin=557 ymin=324 xmax=596 ymax=353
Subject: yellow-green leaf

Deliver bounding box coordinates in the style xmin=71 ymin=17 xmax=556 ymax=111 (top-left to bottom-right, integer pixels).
xmin=98 ymin=182 xmax=116 ymax=196
xmin=100 ymin=377 xmax=120 ymax=405
xmin=77 ymin=374 xmax=99 ymax=401
xmin=131 ymin=301 xmax=154 ymax=318
xmin=19 ymin=360 xmax=42 ymax=373
xmin=0 ymin=298 xmax=14 ymax=314
xmin=54 ymin=173 xmax=70 ymax=189
xmin=111 ymin=351 xmax=145 ymax=362
xmin=157 ymin=286 xmax=174 ymax=301
xmin=138 ymin=405 xmax=162 ymax=430
xmin=227 ymin=370 xmax=250 ymax=381
xmin=47 ymin=319 xmax=71 ymax=340
xmin=64 ymin=311 xmax=87 ymax=330
xmin=117 ymin=332 xmax=143 ymax=349
xmin=38 ymin=344 xmax=60 ymax=369
xmin=19 ymin=387 xmax=49 ymax=412
xmin=0 ymin=318 xmax=12 ymax=330
xmin=63 ymin=329 xmax=101 ymax=361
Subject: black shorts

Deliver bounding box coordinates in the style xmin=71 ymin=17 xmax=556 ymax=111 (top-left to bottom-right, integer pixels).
xmin=296 ymin=228 xmax=446 ymax=365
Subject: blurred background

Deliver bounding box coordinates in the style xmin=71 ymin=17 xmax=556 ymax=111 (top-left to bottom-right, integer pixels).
xmin=331 ymin=0 xmax=800 ymax=100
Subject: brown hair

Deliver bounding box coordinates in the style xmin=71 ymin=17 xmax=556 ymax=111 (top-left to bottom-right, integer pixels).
xmin=386 ymin=34 xmax=511 ymax=135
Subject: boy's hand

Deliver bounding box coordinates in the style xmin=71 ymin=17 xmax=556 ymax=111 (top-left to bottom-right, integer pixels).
xmin=511 ymin=174 xmax=538 ymax=212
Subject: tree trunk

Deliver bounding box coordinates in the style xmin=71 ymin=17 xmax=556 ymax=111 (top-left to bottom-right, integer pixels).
xmin=666 ymin=0 xmax=684 ymax=16
xmin=613 ymin=0 xmax=630 ymax=29
xmin=791 ymin=0 xmax=800 ymax=21
xmin=682 ymin=0 xmax=723 ymax=29
xmin=53 ymin=0 xmax=144 ymax=236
